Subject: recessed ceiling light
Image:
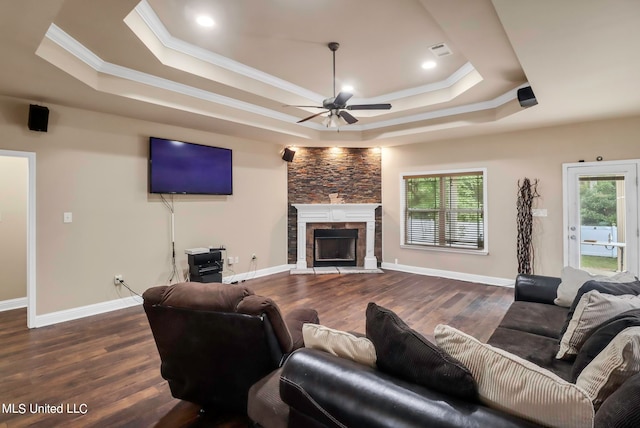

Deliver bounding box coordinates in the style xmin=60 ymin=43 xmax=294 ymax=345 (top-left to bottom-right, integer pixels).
xmin=421 ymin=61 xmax=437 ymax=70
xmin=341 ymin=84 xmax=354 ymax=93
xmin=196 ymin=15 xmax=215 ymax=27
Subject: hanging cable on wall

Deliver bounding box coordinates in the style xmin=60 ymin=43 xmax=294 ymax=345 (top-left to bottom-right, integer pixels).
xmin=517 ymin=178 xmax=540 ymax=275
xmin=161 ymin=194 xmax=183 ymax=284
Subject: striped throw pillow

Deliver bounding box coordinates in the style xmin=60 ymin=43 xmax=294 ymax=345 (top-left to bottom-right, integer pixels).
xmin=435 ymin=324 xmax=594 ymax=428
xmin=557 ymin=291 xmax=640 ymax=359
xmin=302 ymin=323 xmax=377 ymax=367
xmin=577 ymin=326 xmax=640 ymax=410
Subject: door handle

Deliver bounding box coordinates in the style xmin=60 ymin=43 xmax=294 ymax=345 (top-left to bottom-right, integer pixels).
xmin=570 ymin=226 xmax=576 ymax=231
xmin=570 ymin=235 xmax=577 ymax=240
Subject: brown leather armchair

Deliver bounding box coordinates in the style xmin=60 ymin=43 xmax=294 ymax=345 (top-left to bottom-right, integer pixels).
xmin=142 ymin=281 xmax=318 ymax=413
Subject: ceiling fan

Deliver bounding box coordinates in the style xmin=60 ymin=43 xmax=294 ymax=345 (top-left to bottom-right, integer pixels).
xmin=288 ymin=42 xmax=392 ymax=127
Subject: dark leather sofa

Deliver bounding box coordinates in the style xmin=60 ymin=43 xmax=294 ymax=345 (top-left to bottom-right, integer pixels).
xmin=278 ymin=274 xmax=640 ymax=428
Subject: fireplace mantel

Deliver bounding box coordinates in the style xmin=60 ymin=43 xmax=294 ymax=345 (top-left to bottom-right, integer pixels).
xmin=292 ymin=203 xmax=380 ymax=269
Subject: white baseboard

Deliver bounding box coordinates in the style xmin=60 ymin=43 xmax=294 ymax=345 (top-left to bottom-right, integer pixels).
xmin=222 ymin=264 xmax=293 ymax=284
xmin=33 ymin=263 xmax=499 ymax=328
xmin=380 ymin=262 xmax=514 ymax=287
xmin=33 ymin=296 xmax=141 ymax=328
xmin=0 ymin=297 xmax=27 ymax=312
xmin=31 ymin=264 xmax=294 ymax=328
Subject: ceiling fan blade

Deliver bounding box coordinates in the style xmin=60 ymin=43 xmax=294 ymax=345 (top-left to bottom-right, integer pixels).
xmin=346 ymin=103 xmax=392 ymax=111
xmin=297 ymin=110 xmax=329 ymax=123
xmin=283 ymin=105 xmax=325 ymax=108
xmin=333 ymin=91 xmax=353 ymax=108
xmin=338 ymin=111 xmax=358 ymax=124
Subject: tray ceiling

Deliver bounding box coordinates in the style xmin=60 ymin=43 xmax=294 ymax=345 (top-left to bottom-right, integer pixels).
xmin=1 ymin=0 xmax=639 ymax=146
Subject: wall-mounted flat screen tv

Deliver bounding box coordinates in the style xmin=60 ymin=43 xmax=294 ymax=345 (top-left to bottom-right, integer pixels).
xmin=149 ymin=137 xmax=232 ymax=195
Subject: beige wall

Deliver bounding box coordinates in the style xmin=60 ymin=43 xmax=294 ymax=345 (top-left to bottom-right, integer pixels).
xmin=382 ymin=116 xmax=640 ymax=280
xmin=0 ymin=155 xmax=28 ymax=301
xmin=3 ymin=89 xmax=639 ymax=315
xmin=0 ymin=96 xmax=287 ymax=315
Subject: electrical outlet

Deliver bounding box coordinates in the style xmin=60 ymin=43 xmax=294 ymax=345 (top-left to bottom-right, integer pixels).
xmin=251 ymin=253 xmax=257 ymax=260
xmin=228 ymin=256 xmax=234 ymax=265
xmin=114 ymin=275 xmax=123 ymax=285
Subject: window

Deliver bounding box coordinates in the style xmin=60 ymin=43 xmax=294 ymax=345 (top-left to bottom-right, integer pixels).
xmin=402 ymin=169 xmax=486 ymax=251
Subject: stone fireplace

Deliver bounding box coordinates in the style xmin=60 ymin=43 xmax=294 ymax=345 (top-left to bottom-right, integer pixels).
xmin=293 ymin=203 xmax=380 ymax=269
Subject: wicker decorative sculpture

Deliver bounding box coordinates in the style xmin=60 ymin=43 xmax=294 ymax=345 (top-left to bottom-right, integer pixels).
xmin=517 ymin=178 xmax=540 ymax=274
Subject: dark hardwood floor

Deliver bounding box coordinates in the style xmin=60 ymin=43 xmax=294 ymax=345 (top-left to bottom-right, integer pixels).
xmin=0 ymin=270 xmax=514 ymax=427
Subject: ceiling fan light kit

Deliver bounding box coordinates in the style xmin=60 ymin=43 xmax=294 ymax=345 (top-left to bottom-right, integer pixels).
xmin=289 ymin=42 xmax=392 ymax=128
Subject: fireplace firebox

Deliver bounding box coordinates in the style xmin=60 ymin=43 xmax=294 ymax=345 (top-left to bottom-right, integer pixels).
xmin=313 ymin=229 xmax=358 ymax=267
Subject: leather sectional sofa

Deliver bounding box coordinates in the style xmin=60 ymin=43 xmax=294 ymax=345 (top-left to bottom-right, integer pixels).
xmin=277 ymin=274 xmax=640 ymax=428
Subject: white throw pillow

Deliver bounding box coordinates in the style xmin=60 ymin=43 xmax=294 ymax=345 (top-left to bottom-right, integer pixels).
xmin=557 ymin=291 xmax=640 ymax=359
xmin=435 ymin=324 xmax=594 ymax=428
xmin=302 ymin=323 xmax=377 ymax=367
xmin=554 ymin=266 xmax=637 ymax=308
xmin=577 ymin=326 xmax=640 ymax=409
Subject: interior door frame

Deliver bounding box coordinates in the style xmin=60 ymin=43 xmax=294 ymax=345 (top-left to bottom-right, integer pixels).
xmin=563 ymin=159 xmax=640 ymax=276
xmin=0 ymin=149 xmax=36 ymax=328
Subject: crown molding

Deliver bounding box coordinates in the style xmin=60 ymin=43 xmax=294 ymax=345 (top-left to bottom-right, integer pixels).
xmin=41 ymin=23 xmax=521 ymax=137
xmin=133 ymin=0 xmax=480 ymax=105
xmin=133 ymin=0 xmax=324 ymax=103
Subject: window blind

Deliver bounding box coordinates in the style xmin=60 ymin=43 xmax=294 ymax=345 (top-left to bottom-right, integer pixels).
xmin=403 ymin=171 xmax=485 ymax=250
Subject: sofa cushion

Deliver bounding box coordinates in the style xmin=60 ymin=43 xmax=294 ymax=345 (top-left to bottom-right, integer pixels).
xmin=554 ymin=267 xmax=637 ymax=307
xmin=594 ymin=372 xmax=640 ymax=428
xmin=557 ymin=291 xmax=640 ymax=359
xmin=435 ymin=324 xmax=594 ymax=428
xmin=572 ymin=309 xmax=640 ymax=382
xmin=285 ymin=308 xmax=320 ymax=350
xmin=247 ymin=368 xmax=288 ymax=428
xmin=487 ymin=327 xmax=573 ymax=381
xmin=559 ymin=279 xmax=640 ymax=338
xmin=146 ymin=281 xmax=254 ymax=311
xmin=302 ymin=323 xmax=376 ymax=367
xmin=237 ymin=294 xmax=294 ymax=353
xmin=576 ymin=326 xmax=640 ymax=410
xmin=498 ymin=301 xmax=569 ymax=338
xmin=365 ymin=303 xmax=477 ymax=400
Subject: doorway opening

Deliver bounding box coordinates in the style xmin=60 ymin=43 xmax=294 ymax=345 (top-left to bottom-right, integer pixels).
xmin=0 ymin=150 xmax=36 ymax=328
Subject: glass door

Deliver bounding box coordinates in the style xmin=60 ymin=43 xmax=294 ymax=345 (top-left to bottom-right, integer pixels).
xmin=564 ymin=161 xmax=638 ymax=276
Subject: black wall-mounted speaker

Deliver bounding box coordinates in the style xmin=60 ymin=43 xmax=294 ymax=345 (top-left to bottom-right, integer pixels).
xmin=28 ymin=104 xmax=49 ymax=132
xmin=517 ymin=86 xmax=538 ymax=108
xmin=282 ymin=147 xmax=296 ymax=162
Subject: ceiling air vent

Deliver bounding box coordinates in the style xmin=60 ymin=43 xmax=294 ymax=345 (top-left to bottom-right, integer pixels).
xmin=429 ymin=43 xmax=452 ymax=57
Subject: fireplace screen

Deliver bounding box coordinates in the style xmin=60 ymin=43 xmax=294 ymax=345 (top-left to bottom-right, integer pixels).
xmin=313 ymin=229 xmax=358 ymax=267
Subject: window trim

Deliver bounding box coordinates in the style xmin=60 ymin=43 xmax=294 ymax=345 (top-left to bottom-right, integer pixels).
xmin=400 ymin=167 xmax=489 ymax=255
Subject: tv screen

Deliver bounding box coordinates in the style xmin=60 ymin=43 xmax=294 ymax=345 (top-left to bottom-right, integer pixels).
xmin=149 ymin=137 xmax=232 ymax=195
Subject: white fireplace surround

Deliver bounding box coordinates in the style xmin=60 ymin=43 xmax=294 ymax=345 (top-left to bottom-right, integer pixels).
xmin=292 ymin=203 xmax=380 ymax=269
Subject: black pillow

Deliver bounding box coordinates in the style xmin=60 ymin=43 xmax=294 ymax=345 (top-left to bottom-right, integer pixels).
xmin=365 ymin=302 xmax=477 ymax=400
xmin=559 ymin=279 xmax=640 ymax=338
xmin=594 ymin=372 xmax=640 ymax=428
xmin=571 ymin=309 xmax=640 ymax=382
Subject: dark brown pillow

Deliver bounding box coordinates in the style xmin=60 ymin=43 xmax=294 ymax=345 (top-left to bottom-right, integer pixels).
xmin=365 ymin=302 xmax=477 ymax=400
xmin=594 ymin=372 xmax=640 ymax=428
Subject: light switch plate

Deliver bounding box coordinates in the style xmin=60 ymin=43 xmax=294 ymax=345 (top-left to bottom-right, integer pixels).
xmin=63 ymin=212 xmax=73 ymax=223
